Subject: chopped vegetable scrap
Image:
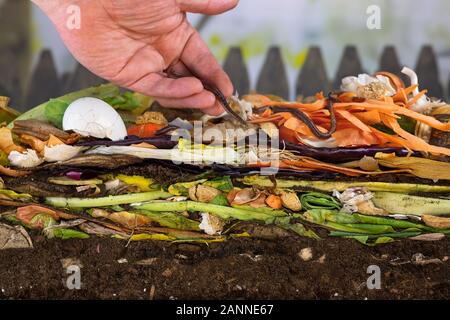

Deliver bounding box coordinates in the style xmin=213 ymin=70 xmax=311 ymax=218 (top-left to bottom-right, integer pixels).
xmin=1 ymin=68 xmax=450 ymax=245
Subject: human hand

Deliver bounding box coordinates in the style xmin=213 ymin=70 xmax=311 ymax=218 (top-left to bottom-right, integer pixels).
xmin=32 ymin=0 xmax=238 ymax=115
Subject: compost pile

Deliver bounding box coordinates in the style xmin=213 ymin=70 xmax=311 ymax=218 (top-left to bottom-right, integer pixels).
xmin=1 ymin=67 xmax=450 ymax=247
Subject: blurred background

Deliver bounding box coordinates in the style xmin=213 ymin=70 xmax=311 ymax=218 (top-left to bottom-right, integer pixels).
xmin=1 ymin=0 xmax=450 ymax=108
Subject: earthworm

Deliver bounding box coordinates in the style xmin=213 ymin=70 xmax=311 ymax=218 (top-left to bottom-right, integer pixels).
xmin=257 ymin=95 xmax=337 ymax=139
xmin=166 ymin=70 xmax=247 ymax=125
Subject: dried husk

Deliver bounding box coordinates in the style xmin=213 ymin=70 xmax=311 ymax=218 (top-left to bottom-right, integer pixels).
xmin=188 ymin=185 xmax=221 ymax=203
xmin=280 ymin=191 xmax=302 ymax=211
xmin=422 ymin=215 xmax=450 ymax=229
xmin=231 ymin=188 xmax=261 ymax=205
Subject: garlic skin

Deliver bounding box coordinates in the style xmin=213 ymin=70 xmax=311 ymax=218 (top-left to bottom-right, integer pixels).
xmin=333 ymin=187 xmax=386 ymax=216
xmin=401 ymin=67 xmax=431 ymax=113
xmin=104 ymin=179 xmax=122 ymax=191
xmin=334 ymin=187 xmax=372 ymax=213
xmin=400 ymin=67 xmax=448 ymax=115
xmin=8 ymin=149 xmax=43 ymax=168
xmin=230 ymin=94 xmax=253 ymax=121
xmin=199 ymin=213 xmax=224 ymax=235
xmin=44 ymin=145 xmax=84 ymax=162
xmin=296 ymin=137 xmax=338 ymax=148
xmin=341 ymin=74 xmax=396 ymax=98
xmin=62 ymin=97 xmax=127 ymax=141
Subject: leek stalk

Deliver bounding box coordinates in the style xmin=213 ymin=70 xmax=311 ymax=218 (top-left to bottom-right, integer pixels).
xmin=45 ymin=191 xmax=172 ymax=208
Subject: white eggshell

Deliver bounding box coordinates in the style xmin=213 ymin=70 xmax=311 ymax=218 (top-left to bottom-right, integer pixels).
xmin=62 ymin=97 xmax=127 ymax=141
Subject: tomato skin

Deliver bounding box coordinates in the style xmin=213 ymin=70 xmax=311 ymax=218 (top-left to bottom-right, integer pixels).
xmin=127 ymin=123 xmax=165 ymax=138
xmin=279 ymin=126 xmax=298 ymax=144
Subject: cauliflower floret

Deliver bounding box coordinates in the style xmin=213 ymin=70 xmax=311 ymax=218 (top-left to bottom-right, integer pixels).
xmin=341 ymin=74 xmax=396 ymax=99
xmin=199 ymin=212 xmax=225 ymax=235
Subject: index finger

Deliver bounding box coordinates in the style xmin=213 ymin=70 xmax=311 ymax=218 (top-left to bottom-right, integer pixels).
xmin=181 ymin=31 xmax=234 ymax=98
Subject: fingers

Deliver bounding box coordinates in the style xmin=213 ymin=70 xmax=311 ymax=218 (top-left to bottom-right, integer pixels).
xmin=181 ymin=31 xmax=234 ymax=98
xmin=203 ymin=102 xmax=227 ymax=116
xmin=177 ymin=0 xmax=239 ymax=15
xmin=157 ymin=95 xmax=225 ymax=116
xmin=156 ymin=90 xmax=216 ymax=109
xmin=166 ymin=60 xmax=192 ymax=77
xmin=128 ymin=74 xmax=205 ymax=98
xmin=107 ymin=45 xmax=204 ymax=98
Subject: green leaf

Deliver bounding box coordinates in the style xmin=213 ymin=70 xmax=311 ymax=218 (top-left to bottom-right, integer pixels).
xmin=203 ymin=176 xmax=234 ymax=192
xmin=303 ymin=210 xmax=398 ymax=234
xmin=8 ymin=83 xmax=120 ymax=129
xmin=44 ymin=99 xmax=70 ymax=128
xmin=371 ymin=123 xmax=395 ymax=135
xmin=397 ymin=115 xmax=417 ymax=134
xmin=288 ymin=223 xmax=321 ymax=239
xmin=371 ymin=115 xmax=416 ymax=135
xmin=344 ymin=235 xmax=394 ymax=246
xmin=349 ymin=235 xmax=370 ymax=244
xmin=135 ymin=210 xmax=200 ymax=231
xmin=108 ymin=205 xmax=125 ymax=212
xmin=353 ymin=213 xmax=434 ymax=231
xmin=272 ymin=216 xmax=321 ymax=239
xmin=329 ymin=230 xmax=422 ymax=238
xmin=168 ymin=179 xmax=207 ymax=196
xmin=126 ymin=233 xmax=175 ymax=241
xmin=303 ymin=209 xmax=357 ymax=225
xmin=103 ymin=91 xmax=143 ymax=111
xmin=210 ymin=194 xmax=229 ymax=206
xmin=51 ymin=228 xmax=90 ymax=240
xmin=3 ymin=214 xmax=25 ymax=226
xmin=326 ymin=221 xmax=395 ymax=234
xmin=300 ymin=192 xmax=342 ymax=210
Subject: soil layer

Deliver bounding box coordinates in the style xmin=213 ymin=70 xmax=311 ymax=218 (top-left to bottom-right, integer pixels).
xmin=0 ymin=232 xmax=448 ymax=300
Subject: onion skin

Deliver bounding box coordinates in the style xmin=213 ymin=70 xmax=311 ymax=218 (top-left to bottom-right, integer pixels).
xmin=65 ymin=171 xmax=82 ymax=180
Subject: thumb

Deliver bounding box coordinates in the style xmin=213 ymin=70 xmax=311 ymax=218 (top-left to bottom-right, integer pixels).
xmin=177 ymin=0 xmax=239 ymax=15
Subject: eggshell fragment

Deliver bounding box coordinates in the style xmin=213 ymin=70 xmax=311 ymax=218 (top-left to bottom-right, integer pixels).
xmin=63 ymin=97 xmax=127 ymax=141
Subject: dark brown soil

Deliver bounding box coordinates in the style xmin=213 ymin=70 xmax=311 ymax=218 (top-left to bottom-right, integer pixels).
xmin=0 ymin=231 xmax=448 ymax=300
